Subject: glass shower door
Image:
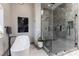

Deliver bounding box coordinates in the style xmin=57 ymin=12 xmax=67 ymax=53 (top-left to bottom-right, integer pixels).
xmin=51 ymin=3 xmax=77 ymax=55
xmin=41 ymin=3 xmax=77 ymax=56
xmin=41 ymin=9 xmax=53 ymax=55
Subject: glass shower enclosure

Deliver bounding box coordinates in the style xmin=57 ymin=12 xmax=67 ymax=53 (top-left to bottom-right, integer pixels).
xmin=41 ymin=3 xmax=78 ymax=55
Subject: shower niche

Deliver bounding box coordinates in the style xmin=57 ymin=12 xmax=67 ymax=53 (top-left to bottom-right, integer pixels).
xmin=41 ymin=3 xmax=77 ymax=55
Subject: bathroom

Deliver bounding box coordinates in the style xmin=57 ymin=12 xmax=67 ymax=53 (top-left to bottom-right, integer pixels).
xmin=0 ymin=3 xmax=79 ymax=56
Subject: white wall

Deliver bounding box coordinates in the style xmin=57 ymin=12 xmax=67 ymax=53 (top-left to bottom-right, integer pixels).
xmin=0 ymin=3 xmax=11 ymax=55
xmin=34 ymin=4 xmax=41 ymax=45
xmin=0 ymin=6 xmax=3 ymax=27
xmin=10 ymin=4 xmax=35 ymax=42
xmin=0 ymin=4 xmax=4 ymax=55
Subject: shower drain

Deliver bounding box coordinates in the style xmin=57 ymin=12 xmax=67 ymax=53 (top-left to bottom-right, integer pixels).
xmin=55 ymin=53 xmax=57 ymax=55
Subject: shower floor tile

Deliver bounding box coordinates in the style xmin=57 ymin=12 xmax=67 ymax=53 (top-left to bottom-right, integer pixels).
xmin=52 ymin=38 xmax=75 ymax=54
xmin=64 ymin=50 xmax=79 ymax=56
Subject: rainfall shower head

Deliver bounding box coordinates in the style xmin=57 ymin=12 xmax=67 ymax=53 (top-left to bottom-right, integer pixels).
xmin=48 ymin=3 xmax=55 ymax=7
xmin=50 ymin=3 xmax=55 ymax=4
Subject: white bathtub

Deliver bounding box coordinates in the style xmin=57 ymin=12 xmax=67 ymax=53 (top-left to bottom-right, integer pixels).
xmin=11 ymin=35 xmax=30 ymax=56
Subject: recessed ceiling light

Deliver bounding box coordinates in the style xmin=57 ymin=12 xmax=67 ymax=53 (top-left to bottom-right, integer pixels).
xmin=48 ymin=4 xmax=51 ymax=7
xmin=41 ymin=10 xmax=43 ymax=15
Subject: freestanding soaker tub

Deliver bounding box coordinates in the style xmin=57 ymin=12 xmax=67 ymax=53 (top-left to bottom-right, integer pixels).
xmin=11 ymin=35 xmax=30 ymax=56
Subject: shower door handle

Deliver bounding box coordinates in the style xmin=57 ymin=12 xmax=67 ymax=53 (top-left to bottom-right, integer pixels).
xmin=67 ymin=26 xmax=71 ymax=36
xmin=69 ymin=26 xmax=70 ymax=36
xmin=48 ymin=26 xmax=50 ymax=31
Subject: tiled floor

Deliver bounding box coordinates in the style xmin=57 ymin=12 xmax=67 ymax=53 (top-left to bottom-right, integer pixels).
xmin=51 ymin=38 xmax=75 ymax=54
xmin=30 ymin=45 xmax=79 ymax=56
xmin=63 ymin=50 xmax=79 ymax=56
xmin=30 ymin=45 xmax=48 ymax=56
xmin=4 ymin=44 xmax=79 ymax=56
xmin=3 ymin=44 xmax=48 ymax=56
